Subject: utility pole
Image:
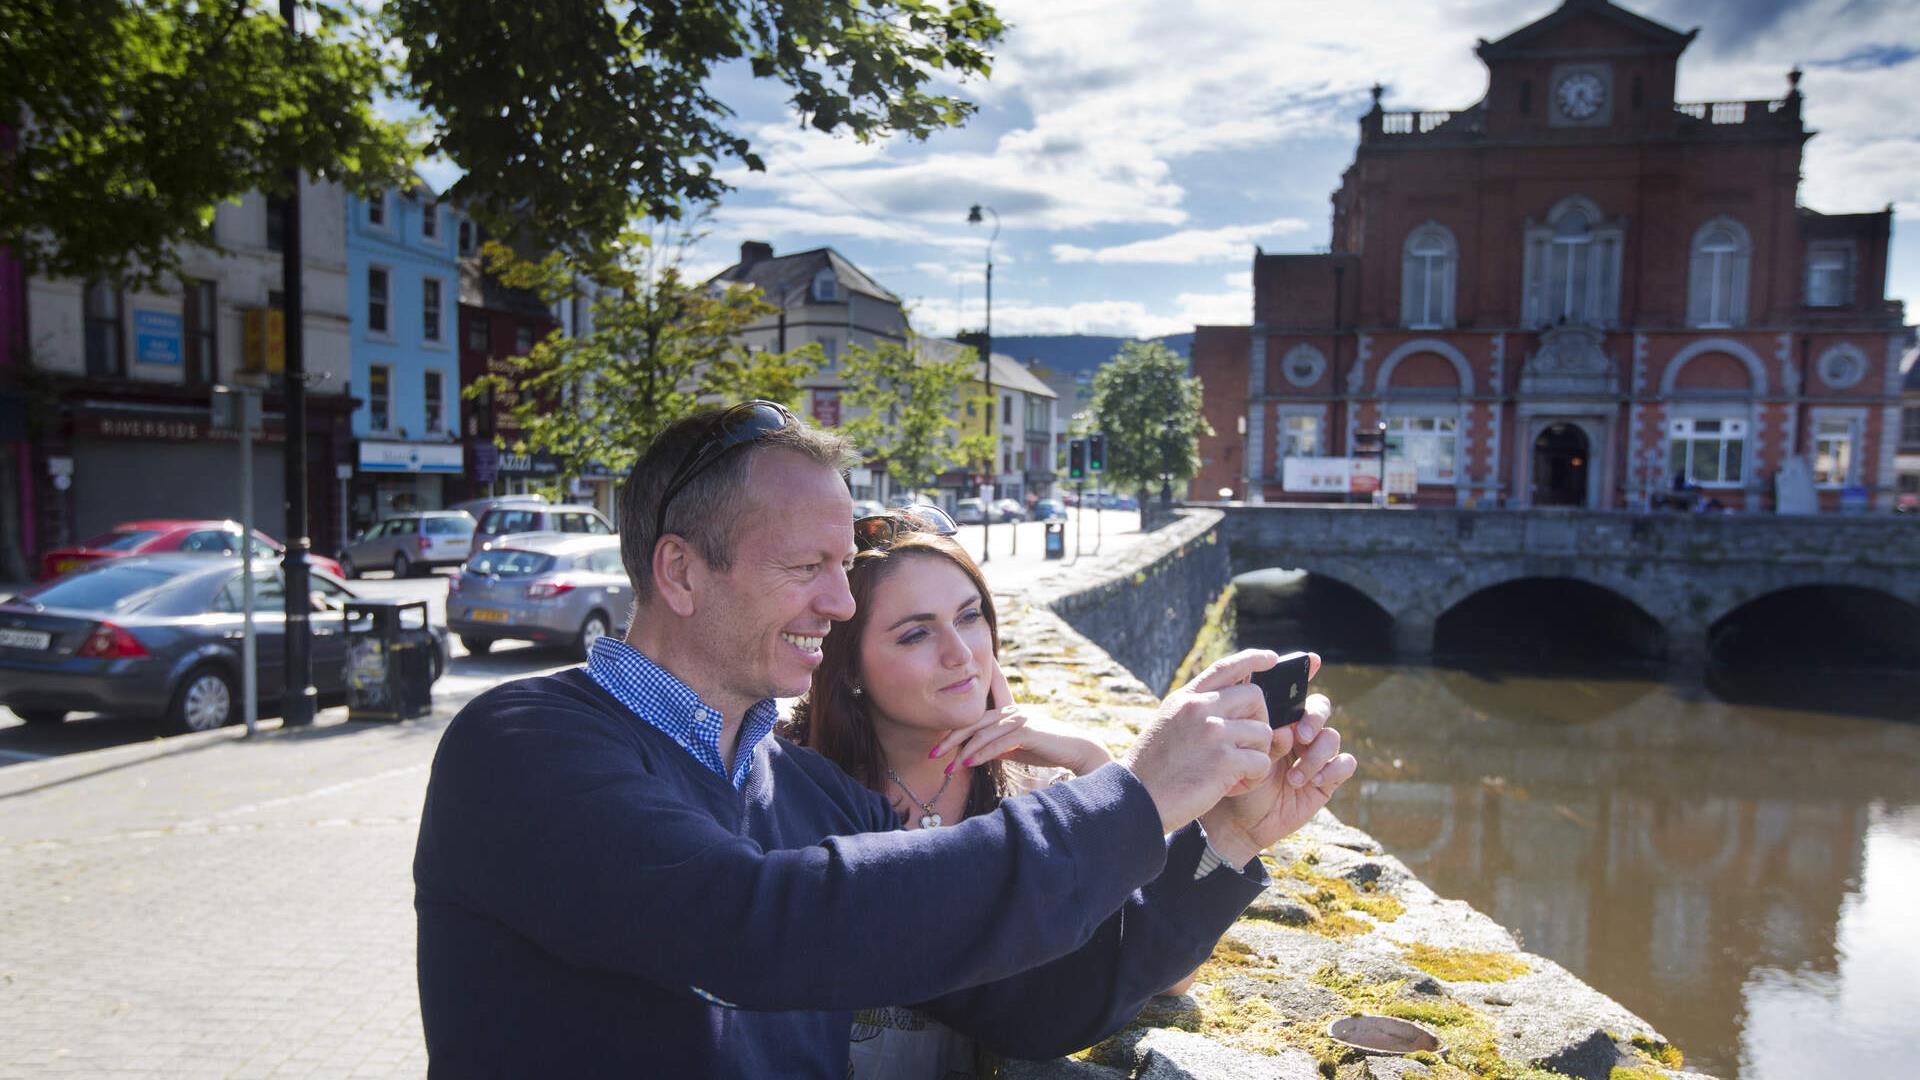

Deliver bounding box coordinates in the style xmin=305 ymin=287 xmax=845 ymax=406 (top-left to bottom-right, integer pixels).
xmin=968 ymin=204 xmax=999 ymax=564
xmin=278 ymin=0 xmax=315 ymax=727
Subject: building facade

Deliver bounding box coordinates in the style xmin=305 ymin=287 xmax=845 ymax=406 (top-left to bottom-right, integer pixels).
xmin=344 ymin=181 xmax=467 ymax=533
xmin=1898 ymin=346 xmax=1920 ymax=511
xmin=21 ymin=178 xmax=358 ymax=555
xmin=949 ymin=351 xmax=1060 ymax=505
xmin=457 ymin=250 xmax=561 ymax=504
xmin=1194 ymin=0 xmax=1909 ymax=513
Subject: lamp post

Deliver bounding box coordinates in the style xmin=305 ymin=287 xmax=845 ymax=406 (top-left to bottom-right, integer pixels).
xmin=967 ymin=203 xmax=999 ymax=563
xmin=278 ymin=0 xmax=315 ymax=727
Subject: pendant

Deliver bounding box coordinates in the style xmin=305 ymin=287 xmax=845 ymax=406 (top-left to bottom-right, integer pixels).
xmin=919 ymin=812 xmax=943 ymax=828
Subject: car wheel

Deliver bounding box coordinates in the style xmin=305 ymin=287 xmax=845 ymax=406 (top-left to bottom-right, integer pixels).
xmin=459 ymin=635 xmax=493 ymax=656
xmin=576 ymin=612 xmax=610 ymax=659
xmin=166 ymin=665 xmax=236 ymax=734
xmin=393 ymin=552 xmax=413 ymax=579
xmin=14 ymin=709 xmax=65 ymax=726
xmin=339 ymin=555 xmax=358 ymax=579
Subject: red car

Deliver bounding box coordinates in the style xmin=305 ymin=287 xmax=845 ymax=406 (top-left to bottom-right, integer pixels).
xmin=39 ymin=520 xmax=346 ymax=581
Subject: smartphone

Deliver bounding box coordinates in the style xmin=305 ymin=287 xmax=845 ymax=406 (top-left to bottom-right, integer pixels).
xmin=1249 ymin=651 xmax=1314 ymax=729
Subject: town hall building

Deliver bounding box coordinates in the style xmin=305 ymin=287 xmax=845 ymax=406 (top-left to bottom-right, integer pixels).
xmin=1192 ymin=0 xmax=1908 ymax=512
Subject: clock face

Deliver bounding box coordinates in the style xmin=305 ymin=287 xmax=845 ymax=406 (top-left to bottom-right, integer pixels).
xmin=1556 ymin=72 xmax=1606 ymax=120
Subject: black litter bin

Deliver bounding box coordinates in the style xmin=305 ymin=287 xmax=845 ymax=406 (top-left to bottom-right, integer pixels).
xmin=345 ymin=598 xmax=434 ymax=721
xmin=1044 ymin=522 xmax=1065 ymax=559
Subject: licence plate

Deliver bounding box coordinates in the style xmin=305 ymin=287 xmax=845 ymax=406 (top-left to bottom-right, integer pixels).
xmin=0 ymin=628 xmax=52 ymax=650
xmin=468 ymin=608 xmax=509 ymax=624
xmin=54 ymin=559 xmax=85 ymax=575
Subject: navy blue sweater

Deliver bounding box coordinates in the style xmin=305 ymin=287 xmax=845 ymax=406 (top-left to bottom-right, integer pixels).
xmin=414 ymin=668 xmax=1266 ymax=1077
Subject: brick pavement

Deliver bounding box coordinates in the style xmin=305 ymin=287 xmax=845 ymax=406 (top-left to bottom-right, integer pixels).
xmin=0 ymin=509 xmax=1159 ymax=1078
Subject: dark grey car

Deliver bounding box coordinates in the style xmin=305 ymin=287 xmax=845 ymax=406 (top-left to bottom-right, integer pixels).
xmin=0 ymin=555 xmax=445 ymax=733
xmin=447 ymin=534 xmax=629 ymax=658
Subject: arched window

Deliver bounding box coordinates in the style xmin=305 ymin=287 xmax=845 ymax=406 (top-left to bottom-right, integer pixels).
xmin=1523 ymin=196 xmax=1623 ymax=328
xmin=1400 ymin=224 xmax=1457 ymax=329
xmin=1687 ymin=217 xmax=1751 ymax=328
xmin=811 ymin=268 xmax=840 ymax=302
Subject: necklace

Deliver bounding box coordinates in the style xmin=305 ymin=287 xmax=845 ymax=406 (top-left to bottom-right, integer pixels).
xmin=886 ymin=766 xmax=954 ymax=829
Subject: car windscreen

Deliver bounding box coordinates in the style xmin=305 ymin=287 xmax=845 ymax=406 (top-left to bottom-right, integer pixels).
xmin=77 ymin=529 xmax=162 ymax=551
xmin=465 ymin=549 xmax=555 ymax=577
xmin=482 ymin=509 xmax=540 ymax=535
xmin=23 ymin=564 xmax=188 ymax=612
xmin=423 ymin=516 xmax=473 ymax=535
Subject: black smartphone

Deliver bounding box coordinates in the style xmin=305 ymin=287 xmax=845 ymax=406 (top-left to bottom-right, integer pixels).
xmin=1249 ymin=651 xmax=1314 ymax=729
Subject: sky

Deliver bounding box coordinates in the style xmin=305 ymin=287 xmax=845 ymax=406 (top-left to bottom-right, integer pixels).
xmin=422 ymin=0 xmax=1920 ymax=341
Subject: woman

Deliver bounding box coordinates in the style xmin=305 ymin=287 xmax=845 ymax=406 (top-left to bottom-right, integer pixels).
xmin=781 ymin=507 xmax=1116 ymax=1079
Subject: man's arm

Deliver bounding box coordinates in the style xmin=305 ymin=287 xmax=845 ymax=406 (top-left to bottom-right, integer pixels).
xmin=914 ymin=822 xmax=1267 ymax=1060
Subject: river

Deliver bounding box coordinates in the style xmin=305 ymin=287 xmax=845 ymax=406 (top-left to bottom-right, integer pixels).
xmin=1236 ymin=604 xmax=1920 ymax=1079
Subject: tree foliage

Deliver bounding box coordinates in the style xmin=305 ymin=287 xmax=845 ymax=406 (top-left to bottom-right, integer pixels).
xmin=840 ymin=337 xmax=990 ymax=493
xmin=0 ymin=0 xmax=416 ymax=287
xmin=1089 ymin=341 xmax=1211 ymax=496
xmin=385 ymin=0 xmax=1003 ymax=261
xmin=466 ymin=236 xmax=818 ymax=483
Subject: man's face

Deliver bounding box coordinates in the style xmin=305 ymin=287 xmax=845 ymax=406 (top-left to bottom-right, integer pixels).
xmin=690 ymin=451 xmax=855 ymax=714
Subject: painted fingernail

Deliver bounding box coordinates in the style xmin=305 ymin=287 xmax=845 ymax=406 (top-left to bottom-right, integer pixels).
xmin=963 ymin=757 xmax=974 ymax=768
xmin=928 ymin=747 xmax=940 ymax=759
xmin=944 ymin=762 xmax=955 ymax=775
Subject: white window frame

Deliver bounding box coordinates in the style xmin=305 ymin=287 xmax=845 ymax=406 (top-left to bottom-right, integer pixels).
xmin=1400 ymin=223 xmax=1457 ymax=330
xmin=1687 ymin=217 xmax=1751 ymax=329
xmin=367 ymin=264 xmax=391 ymax=337
xmin=457 ymin=219 xmax=475 ymax=256
xmin=366 ymin=193 xmax=388 ymax=230
xmin=1666 ymin=416 xmax=1747 ymax=489
xmin=422 ymin=276 xmax=444 ymax=344
xmin=424 ymin=369 xmax=446 ymax=434
xmin=1283 ymin=414 xmax=1320 ymax=459
xmin=1805 ymin=243 xmax=1853 ymax=308
xmin=1522 ymin=196 xmax=1622 ymax=329
xmin=422 ymin=201 xmax=438 ymax=240
xmin=368 ymin=364 xmax=393 ymax=433
xmin=1384 ymin=413 xmax=1460 ymax=485
xmin=811 ymin=268 xmax=840 ymax=302
xmin=1809 ymin=408 xmax=1866 ymax=489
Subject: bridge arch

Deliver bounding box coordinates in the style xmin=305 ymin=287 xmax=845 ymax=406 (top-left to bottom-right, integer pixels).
xmin=1707 ymin=583 xmax=1920 ymax=666
xmin=1433 ymin=575 xmax=1668 ymax=661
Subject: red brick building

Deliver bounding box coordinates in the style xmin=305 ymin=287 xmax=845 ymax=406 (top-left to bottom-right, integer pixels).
xmin=1194 ymin=0 xmax=1909 ymax=512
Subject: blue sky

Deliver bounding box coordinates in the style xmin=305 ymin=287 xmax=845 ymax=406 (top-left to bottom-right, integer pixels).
xmin=422 ymin=0 xmax=1920 ymax=340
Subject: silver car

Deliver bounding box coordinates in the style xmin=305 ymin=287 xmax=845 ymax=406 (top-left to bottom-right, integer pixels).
xmin=339 ymin=511 xmax=476 ymax=578
xmin=447 ymin=534 xmax=631 ymax=658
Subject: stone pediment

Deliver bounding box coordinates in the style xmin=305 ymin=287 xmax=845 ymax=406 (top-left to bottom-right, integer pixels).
xmin=1521 ymin=326 xmax=1618 ymax=396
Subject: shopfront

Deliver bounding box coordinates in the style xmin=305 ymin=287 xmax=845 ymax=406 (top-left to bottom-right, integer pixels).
xmin=353 ymin=440 xmax=464 ymax=534
xmin=65 ymin=403 xmax=286 ymax=540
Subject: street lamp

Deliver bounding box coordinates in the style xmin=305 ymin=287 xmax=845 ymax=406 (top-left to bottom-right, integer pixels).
xmin=1160 ymin=413 xmax=1179 ymax=517
xmin=968 ymin=203 xmax=1000 ymax=562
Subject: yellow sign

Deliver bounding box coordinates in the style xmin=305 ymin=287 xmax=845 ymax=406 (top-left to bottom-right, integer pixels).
xmin=242 ymin=309 xmax=285 ymax=373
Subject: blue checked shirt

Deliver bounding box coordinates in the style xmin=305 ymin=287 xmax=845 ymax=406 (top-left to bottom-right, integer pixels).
xmin=585 ymin=636 xmax=779 ymax=790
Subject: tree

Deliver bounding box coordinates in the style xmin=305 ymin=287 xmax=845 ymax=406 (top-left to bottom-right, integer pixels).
xmin=466 ymin=235 xmax=818 ymax=484
xmin=0 ymin=0 xmax=416 ymax=287
xmin=840 ymin=336 xmax=991 ymax=495
xmin=385 ymin=0 xmax=1003 ymax=261
xmin=1089 ymin=341 xmax=1210 ymax=501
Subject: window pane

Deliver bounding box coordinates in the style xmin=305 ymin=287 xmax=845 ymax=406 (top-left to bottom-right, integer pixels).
xmin=1724 ymin=437 xmax=1744 ymax=484
xmin=1669 ymin=439 xmax=1686 ymax=483
xmin=1691 ymin=439 xmax=1720 ymax=483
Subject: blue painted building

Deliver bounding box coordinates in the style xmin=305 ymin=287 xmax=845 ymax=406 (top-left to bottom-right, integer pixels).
xmin=345 ymin=179 xmax=470 ymax=530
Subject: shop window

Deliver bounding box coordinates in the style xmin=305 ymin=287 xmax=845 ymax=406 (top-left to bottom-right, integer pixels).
xmin=1400 ymin=223 xmax=1457 ymax=329
xmin=84 ymin=279 xmax=125 ymax=376
xmin=369 ymin=364 xmax=391 ymax=432
xmin=1384 ymin=414 xmax=1458 ymax=484
xmin=1812 ymin=418 xmax=1855 ymax=487
xmin=1687 ymin=217 xmax=1751 ymax=328
xmin=424 ymin=370 xmax=445 ymax=434
xmin=1283 ymin=415 xmax=1320 ymax=458
xmin=1667 ymin=417 xmax=1745 ymax=488
xmin=423 ymin=277 xmax=443 ymax=343
xmin=368 ymin=266 xmax=389 ymax=335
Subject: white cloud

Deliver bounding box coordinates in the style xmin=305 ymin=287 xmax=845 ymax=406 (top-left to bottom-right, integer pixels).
xmin=1052 ymin=217 xmax=1310 ymax=265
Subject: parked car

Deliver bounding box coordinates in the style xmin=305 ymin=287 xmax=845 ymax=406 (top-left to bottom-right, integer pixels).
xmin=40 ymin=520 xmax=344 ymax=582
xmin=0 ymin=555 xmax=445 ymax=733
xmin=448 ymin=534 xmax=631 ymax=658
xmin=473 ymin=504 xmax=614 ymax=550
xmin=338 ymin=511 xmax=476 ymax=578
xmin=447 ymin=493 xmax=547 ymax=519
xmin=851 ymin=499 xmax=886 ymax=521
xmin=1031 ymin=498 xmax=1066 ymax=521
xmin=952 ymin=498 xmax=987 ymax=525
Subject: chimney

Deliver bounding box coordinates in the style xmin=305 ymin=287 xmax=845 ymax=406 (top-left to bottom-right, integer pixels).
xmin=739 ymin=241 xmax=773 ymax=269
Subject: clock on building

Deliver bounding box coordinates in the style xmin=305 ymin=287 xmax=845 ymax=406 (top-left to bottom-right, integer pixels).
xmin=1555 ymin=71 xmax=1607 ymax=119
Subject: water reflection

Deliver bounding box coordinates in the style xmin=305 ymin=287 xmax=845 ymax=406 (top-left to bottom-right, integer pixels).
xmin=1277 ymin=657 xmax=1920 ymax=1080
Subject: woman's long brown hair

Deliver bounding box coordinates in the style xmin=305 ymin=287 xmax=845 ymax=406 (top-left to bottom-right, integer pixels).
xmin=781 ymin=530 xmax=1009 ymax=810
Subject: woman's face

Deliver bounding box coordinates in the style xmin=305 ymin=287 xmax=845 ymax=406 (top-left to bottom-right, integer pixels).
xmin=855 ymin=553 xmax=994 ymax=739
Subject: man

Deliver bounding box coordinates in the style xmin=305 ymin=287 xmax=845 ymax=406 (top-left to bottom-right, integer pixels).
xmin=415 ymin=402 xmax=1355 ymax=1076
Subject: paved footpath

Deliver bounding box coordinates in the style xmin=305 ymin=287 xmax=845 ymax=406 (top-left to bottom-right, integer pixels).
xmin=0 ymin=509 xmax=1155 ymax=1078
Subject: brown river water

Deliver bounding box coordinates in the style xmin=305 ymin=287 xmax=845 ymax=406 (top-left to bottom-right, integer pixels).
xmin=1230 ymin=598 xmax=1920 ymax=1080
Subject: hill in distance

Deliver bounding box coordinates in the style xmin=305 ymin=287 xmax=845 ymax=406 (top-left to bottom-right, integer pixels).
xmin=992 ymin=333 xmax=1194 ymax=374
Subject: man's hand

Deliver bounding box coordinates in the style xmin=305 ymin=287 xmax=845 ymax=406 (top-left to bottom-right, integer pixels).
xmin=1121 ymin=649 xmax=1284 ymax=835
xmin=1198 ymin=657 xmax=1357 ymax=867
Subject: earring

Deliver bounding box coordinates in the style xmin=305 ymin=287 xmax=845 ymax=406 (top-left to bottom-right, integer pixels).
xmin=850 ymin=684 xmax=864 ymax=697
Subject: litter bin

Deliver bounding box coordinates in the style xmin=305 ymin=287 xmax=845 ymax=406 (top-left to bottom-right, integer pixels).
xmin=1044 ymin=522 xmax=1065 ymax=559
xmin=345 ymin=598 xmax=434 ymax=721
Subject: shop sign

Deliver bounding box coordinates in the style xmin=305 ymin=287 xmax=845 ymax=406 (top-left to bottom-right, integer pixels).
xmin=1383 ymin=462 xmax=1419 ymax=496
xmin=359 ymin=440 xmax=464 ymax=474
xmin=471 ymin=442 xmax=498 ymax=484
xmin=811 ymin=390 xmax=841 ymax=428
xmin=497 ymin=451 xmax=562 ymax=476
xmin=76 ymin=409 xmax=284 ymax=443
xmin=133 ymin=310 xmax=182 ymax=366
xmin=1282 ymin=457 xmax=1350 ymax=494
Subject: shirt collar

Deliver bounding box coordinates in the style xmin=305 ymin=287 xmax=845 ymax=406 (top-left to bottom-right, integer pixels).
xmin=584 ymin=636 xmax=779 ymax=789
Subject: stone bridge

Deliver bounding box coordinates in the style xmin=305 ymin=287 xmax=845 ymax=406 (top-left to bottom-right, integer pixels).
xmin=1214 ymin=505 xmax=1920 ymax=662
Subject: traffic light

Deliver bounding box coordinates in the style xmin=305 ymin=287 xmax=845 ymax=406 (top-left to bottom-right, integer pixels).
xmin=1088 ymin=432 xmax=1105 ymax=473
xmin=1068 ymin=438 xmax=1087 ymax=480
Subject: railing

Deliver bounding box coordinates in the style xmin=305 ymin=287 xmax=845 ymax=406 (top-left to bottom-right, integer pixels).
xmin=1674 ymin=98 xmax=1793 ymax=126
xmin=1379 ymin=110 xmax=1462 ymax=135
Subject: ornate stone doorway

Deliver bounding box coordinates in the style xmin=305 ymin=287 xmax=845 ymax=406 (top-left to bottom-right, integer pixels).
xmin=1531 ymin=423 xmax=1589 ymax=506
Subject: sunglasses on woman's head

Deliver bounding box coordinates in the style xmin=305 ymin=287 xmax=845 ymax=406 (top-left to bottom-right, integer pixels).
xmin=854 ymin=505 xmax=959 ymax=551
xmin=653 ymin=400 xmax=797 ymax=541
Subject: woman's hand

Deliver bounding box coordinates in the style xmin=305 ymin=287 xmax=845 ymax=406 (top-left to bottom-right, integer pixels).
xmin=928 ymin=658 xmax=1114 ymax=777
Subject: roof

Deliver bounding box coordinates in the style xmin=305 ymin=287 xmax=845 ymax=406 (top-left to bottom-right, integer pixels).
xmin=1476 ymin=0 xmax=1694 ymax=59
xmin=911 ymin=338 xmax=1055 ymax=399
xmin=708 ymin=246 xmax=901 ymax=306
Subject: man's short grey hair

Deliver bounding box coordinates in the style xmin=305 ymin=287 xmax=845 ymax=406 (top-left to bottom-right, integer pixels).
xmin=618 ymin=407 xmax=858 ymax=606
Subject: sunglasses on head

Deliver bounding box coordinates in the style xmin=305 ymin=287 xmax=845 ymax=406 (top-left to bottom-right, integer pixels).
xmin=653 ymin=400 xmax=798 ymax=542
xmin=854 ymin=505 xmax=959 ymax=551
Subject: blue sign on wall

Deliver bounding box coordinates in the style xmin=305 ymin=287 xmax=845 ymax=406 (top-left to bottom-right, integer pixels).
xmin=133 ymin=310 xmax=182 ymax=366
